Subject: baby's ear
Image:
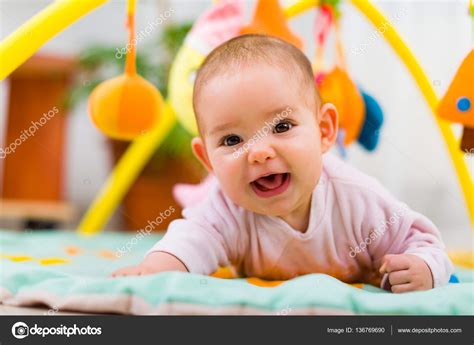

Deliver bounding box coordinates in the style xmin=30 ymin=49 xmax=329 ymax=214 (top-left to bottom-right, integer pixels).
xmin=191 ymin=137 xmax=213 ymax=173
xmin=318 ymin=103 xmax=338 ymax=153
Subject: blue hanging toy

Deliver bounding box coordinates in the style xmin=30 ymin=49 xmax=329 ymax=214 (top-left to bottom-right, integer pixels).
xmin=357 ymin=90 xmax=384 ymax=151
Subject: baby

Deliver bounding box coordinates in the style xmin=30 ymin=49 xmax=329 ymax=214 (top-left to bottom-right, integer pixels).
xmin=112 ymin=34 xmax=453 ymax=293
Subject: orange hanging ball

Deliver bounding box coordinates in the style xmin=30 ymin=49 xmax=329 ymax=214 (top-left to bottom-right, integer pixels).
xmin=88 ymin=5 xmax=162 ymax=141
xmin=89 ymin=74 xmax=162 ymax=141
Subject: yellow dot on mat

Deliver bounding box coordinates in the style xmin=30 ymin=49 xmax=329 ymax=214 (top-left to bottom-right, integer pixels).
xmin=38 ymin=258 xmax=70 ymax=265
xmin=1 ymin=255 xmax=33 ymax=262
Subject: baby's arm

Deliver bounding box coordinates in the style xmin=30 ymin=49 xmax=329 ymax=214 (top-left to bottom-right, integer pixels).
xmin=352 ymin=185 xmax=453 ymax=293
xmin=371 ymin=207 xmax=453 ymax=293
xmin=328 ymin=156 xmax=452 ymax=292
xmin=111 ymin=251 xmax=187 ymax=277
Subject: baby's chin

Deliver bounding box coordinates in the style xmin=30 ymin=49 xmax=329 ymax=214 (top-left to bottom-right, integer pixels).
xmin=231 ymin=192 xmax=300 ymax=218
xmin=248 ymin=205 xmax=291 ymax=217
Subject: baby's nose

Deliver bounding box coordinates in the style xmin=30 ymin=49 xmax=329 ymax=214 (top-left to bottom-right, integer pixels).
xmin=247 ymin=141 xmax=276 ymax=164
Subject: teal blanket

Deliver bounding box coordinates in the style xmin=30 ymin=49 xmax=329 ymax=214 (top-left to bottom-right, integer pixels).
xmin=1 ymin=230 xmax=473 ymax=315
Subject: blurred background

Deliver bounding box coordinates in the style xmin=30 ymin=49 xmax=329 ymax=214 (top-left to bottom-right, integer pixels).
xmin=0 ymin=0 xmax=472 ymax=249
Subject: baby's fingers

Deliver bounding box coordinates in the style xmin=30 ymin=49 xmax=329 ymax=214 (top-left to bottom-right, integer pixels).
xmin=110 ymin=266 xmax=139 ymax=277
xmin=391 ymin=283 xmax=415 ymax=294
xmin=110 ymin=269 xmax=126 ymax=278
xmin=380 ymin=254 xmax=411 ymax=274
xmin=388 ymin=270 xmax=411 ymax=286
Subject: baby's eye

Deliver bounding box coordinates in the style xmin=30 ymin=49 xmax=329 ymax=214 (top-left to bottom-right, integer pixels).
xmin=222 ymin=135 xmax=242 ymax=147
xmin=273 ymin=121 xmax=293 ymax=134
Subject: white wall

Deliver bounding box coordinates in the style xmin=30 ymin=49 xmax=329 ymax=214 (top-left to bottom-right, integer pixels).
xmin=0 ymin=1 xmax=472 ymax=245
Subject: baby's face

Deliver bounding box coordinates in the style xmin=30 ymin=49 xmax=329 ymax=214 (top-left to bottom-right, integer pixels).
xmin=192 ymin=63 xmax=336 ymax=218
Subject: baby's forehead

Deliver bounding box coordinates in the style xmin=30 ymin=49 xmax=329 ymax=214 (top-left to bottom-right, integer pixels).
xmin=194 ymin=64 xmax=316 ymax=129
xmin=196 ymin=61 xmax=313 ymax=105
xmin=198 ymin=58 xmax=307 ymax=93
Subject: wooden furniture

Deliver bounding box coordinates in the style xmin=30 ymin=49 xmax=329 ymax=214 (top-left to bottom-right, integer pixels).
xmin=1 ymin=55 xmax=76 ymax=229
xmin=0 ymin=199 xmax=76 ymax=229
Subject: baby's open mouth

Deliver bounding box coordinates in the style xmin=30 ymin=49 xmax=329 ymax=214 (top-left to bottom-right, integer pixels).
xmin=250 ymin=173 xmax=291 ymax=198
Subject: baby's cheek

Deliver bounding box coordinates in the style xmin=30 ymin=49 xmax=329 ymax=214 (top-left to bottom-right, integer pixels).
xmin=214 ymin=154 xmax=239 ymax=175
xmin=213 ymin=155 xmax=243 ymax=187
xmin=286 ymin=133 xmax=321 ymax=160
xmin=292 ymin=142 xmax=321 ymax=170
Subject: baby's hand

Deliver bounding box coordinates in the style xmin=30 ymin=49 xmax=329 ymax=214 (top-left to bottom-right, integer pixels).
xmin=110 ymin=251 xmax=188 ymax=278
xmin=379 ymin=254 xmax=433 ymax=293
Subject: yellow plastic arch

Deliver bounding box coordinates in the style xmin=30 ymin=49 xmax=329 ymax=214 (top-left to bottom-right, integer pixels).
xmin=0 ymin=0 xmax=109 ymax=80
xmin=348 ymin=0 xmax=473 ymax=227
xmin=0 ymin=0 xmax=471 ymax=233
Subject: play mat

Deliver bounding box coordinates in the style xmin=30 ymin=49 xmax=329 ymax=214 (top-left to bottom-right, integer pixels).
xmin=1 ymin=229 xmax=473 ymax=315
xmin=1 ymin=0 xmax=473 ymax=316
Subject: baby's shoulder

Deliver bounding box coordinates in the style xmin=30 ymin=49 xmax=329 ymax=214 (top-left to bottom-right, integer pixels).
xmin=322 ymin=154 xmax=397 ymax=203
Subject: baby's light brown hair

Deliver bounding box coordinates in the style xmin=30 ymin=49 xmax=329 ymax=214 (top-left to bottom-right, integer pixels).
xmin=192 ymin=34 xmax=321 ymax=135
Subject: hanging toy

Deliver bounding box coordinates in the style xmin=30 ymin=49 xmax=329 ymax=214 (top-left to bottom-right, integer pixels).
xmin=88 ymin=0 xmax=163 ymax=140
xmin=437 ymin=49 xmax=474 ymax=152
xmin=240 ymin=0 xmax=303 ymax=49
xmin=438 ymin=1 xmax=474 ymax=152
xmin=313 ymin=3 xmax=365 ymax=147
xmin=357 ymin=89 xmax=384 ymax=151
xmin=317 ymin=68 xmax=365 ymax=145
xmin=168 ymin=0 xmax=244 ymax=136
xmin=313 ymin=2 xmax=336 ymax=71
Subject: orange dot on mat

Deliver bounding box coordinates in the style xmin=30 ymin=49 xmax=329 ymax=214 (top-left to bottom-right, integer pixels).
xmin=349 ymin=283 xmax=364 ymax=289
xmin=246 ymin=277 xmax=283 ymax=288
xmin=64 ymin=246 xmax=81 ymax=256
xmin=97 ymin=250 xmax=117 ymax=260
xmin=211 ymin=267 xmax=236 ymax=279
